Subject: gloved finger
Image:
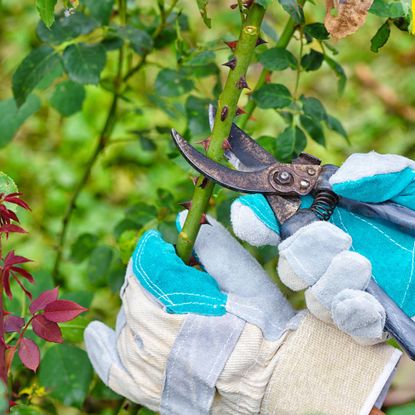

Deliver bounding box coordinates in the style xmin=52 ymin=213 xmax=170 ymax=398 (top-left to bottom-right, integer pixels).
xmin=331 ymin=289 xmax=386 ymax=344
xmin=177 ymin=210 xmax=295 ymax=339
xmin=84 ymin=321 xmax=141 ymax=403
xmin=230 ymin=194 xmax=315 ymax=247
xmin=277 ymin=221 xmax=352 ymax=291
xmin=305 ymin=251 xmax=372 ymax=313
xmin=230 ymin=194 xmax=281 ymax=246
xmin=130 ymin=229 xmax=227 ymax=316
xmin=330 ymin=152 xmax=415 ymax=209
xmin=177 ymin=210 xmax=282 ymax=298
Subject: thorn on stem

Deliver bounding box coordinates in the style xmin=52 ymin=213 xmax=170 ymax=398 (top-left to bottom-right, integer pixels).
xmin=197 ymin=138 xmax=211 ymax=151
xmin=222 ymin=139 xmax=232 ymax=150
xmin=243 ymin=0 xmax=254 ymax=7
xmin=188 ymin=255 xmax=201 ymax=267
xmin=179 ymin=201 xmax=192 ymax=210
xmin=200 ymin=214 xmax=210 ymax=225
xmin=222 ymin=56 xmax=237 ymax=70
xmin=235 ymin=107 xmax=246 ymax=116
xmin=256 ymin=37 xmax=267 ymax=46
xmin=236 ymin=76 xmax=250 ymax=90
xmin=225 ymin=40 xmax=238 ymax=50
xmin=221 ymin=106 xmax=229 ymax=121
xmin=265 ymin=72 xmax=272 ymax=83
xmin=199 ymin=177 xmax=209 ymax=189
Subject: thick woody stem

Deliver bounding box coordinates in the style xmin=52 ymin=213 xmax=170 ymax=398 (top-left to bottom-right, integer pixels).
xmin=176 ymin=4 xmax=266 ymax=263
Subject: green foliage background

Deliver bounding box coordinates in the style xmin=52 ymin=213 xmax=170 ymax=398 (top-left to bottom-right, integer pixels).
xmin=0 ymin=0 xmax=414 ymax=413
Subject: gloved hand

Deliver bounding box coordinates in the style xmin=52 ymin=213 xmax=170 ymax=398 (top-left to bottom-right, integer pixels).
xmin=232 ymin=151 xmax=415 ymax=344
xmin=84 ymin=206 xmax=400 ymax=415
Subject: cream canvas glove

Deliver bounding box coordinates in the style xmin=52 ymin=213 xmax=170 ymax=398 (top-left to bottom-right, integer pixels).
xmin=85 ymin=212 xmax=400 ymax=415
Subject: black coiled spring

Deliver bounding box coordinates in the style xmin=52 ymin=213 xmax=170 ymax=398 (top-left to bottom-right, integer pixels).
xmin=310 ymin=190 xmax=339 ymax=221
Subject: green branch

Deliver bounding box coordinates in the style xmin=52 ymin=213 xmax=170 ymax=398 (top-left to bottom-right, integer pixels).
xmin=238 ymin=3 xmax=305 ymax=129
xmin=176 ymin=4 xmax=266 ymax=263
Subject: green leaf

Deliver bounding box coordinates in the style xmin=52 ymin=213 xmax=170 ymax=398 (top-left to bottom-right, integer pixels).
xmin=37 ymin=12 xmax=98 ymax=45
xmin=196 ymin=0 xmax=211 ymax=28
xmin=279 ymin=0 xmax=305 ymax=24
xmin=325 ymin=114 xmax=348 ymax=140
xmin=60 ymin=315 xmax=89 ymax=343
xmin=324 ymin=55 xmax=347 ymax=94
xmin=0 ymin=95 xmax=41 ymax=147
xmin=83 ymin=0 xmax=114 ymax=24
xmin=369 ymin=0 xmax=407 ymax=18
xmin=35 ymin=0 xmax=57 ymax=28
xmin=63 ymin=43 xmax=107 ymax=85
xmin=70 ymin=233 xmax=99 ymax=263
xmin=11 ymin=406 xmax=43 ymax=415
xmin=184 ymin=50 xmax=216 ymax=66
xmin=155 ymin=69 xmax=194 ymax=97
xmin=304 ymin=23 xmax=330 ymax=40
xmin=186 ymin=95 xmax=211 ymax=139
xmin=258 ymin=47 xmax=298 ymax=71
xmin=257 ymin=0 xmax=273 ymax=7
xmin=39 ymin=344 xmax=93 ymax=408
xmin=0 ymin=172 xmax=18 ymax=196
xmin=301 ymin=96 xmax=327 ymax=121
xmin=87 ymin=245 xmax=114 ymax=285
xmin=51 ymin=80 xmax=86 ymax=117
xmin=301 ymin=49 xmax=324 ymax=71
xmin=275 ymin=125 xmax=307 ymax=161
xmin=12 ymin=46 xmax=62 ymax=106
xmin=371 ymin=20 xmax=391 ymax=53
xmin=252 ymin=83 xmax=292 ymax=109
xmin=387 ymin=403 xmax=415 ymax=415
xmin=116 ymin=26 xmax=154 ymax=56
xmin=118 ymin=230 xmax=139 ymax=263
xmin=300 ymin=115 xmax=325 ymax=145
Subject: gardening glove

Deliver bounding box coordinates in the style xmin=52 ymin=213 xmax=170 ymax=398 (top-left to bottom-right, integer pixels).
xmin=84 ymin=212 xmax=400 ymax=415
xmin=231 ymin=151 xmax=415 ymax=344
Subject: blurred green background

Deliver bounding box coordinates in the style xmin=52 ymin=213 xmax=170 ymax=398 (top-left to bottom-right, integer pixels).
xmin=0 ymin=0 xmax=414 ymax=413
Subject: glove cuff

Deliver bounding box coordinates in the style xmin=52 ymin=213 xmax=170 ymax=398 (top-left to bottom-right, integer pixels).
xmin=261 ymin=313 xmax=401 ymax=415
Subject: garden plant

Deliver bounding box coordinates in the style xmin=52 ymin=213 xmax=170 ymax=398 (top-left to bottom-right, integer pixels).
xmin=0 ymin=0 xmax=414 ymax=413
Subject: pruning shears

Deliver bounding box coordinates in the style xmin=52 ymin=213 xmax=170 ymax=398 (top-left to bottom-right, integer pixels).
xmin=171 ymin=105 xmax=415 ymax=360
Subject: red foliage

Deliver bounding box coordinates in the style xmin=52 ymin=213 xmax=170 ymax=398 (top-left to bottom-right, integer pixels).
xmin=44 ymin=300 xmax=87 ymax=323
xmin=32 ymin=315 xmax=63 ymax=344
xmin=18 ymin=338 xmax=40 ymax=372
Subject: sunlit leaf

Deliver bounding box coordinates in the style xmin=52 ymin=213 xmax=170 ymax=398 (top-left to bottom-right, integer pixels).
xmin=35 ymin=0 xmax=57 ymax=28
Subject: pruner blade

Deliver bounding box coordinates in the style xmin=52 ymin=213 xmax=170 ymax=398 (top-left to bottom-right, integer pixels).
xmin=171 ymin=129 xmax=322 ymax=222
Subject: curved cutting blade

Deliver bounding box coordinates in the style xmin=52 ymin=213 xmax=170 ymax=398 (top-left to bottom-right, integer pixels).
xmin=208 ymin=105 xmax=276 ymax=171
xmin=171 ymin=129 xmax=277 ymax=194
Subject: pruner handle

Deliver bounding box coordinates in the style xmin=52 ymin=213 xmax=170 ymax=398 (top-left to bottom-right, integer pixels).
xmin=279 ymin=165 xmax=415 ymax=360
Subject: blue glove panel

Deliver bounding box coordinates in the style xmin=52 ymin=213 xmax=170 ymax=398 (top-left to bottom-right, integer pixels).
xmin=132 ymin=230 xmax=227 ymax=316
xmin=238 ymin=194 xmax=415 ymax=317
xmin=332 ymin=167 xmax=415 ymax=208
